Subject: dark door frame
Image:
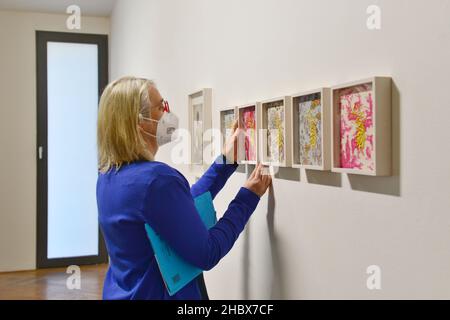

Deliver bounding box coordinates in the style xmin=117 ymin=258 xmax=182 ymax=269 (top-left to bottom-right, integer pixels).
xmin=36 ymin=31 xmax=108 ymax=268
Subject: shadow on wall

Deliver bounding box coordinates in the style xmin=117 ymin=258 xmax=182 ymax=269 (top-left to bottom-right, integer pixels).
xmin=242 ymin=184 xmax=287 ymax=299
xmin=305 ymin=169 xmax=342 ymax=187
xmin=235 ymin=164 xmax=247 ymax=174
xmin=274 ymin=167 xmax=300 ymax=182
xmin=241 ymin=171 xmax=288 ymax=299
xmin=241 ymin=165 xmax=250 ymax=299
xmin=242 ymin=218 xmax=250 ymax=299
xmin=265 ymin=184 xmax=287 ymax=299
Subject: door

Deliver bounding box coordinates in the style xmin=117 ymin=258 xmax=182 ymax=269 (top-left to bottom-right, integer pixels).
xmin=36 ymin=31 xmax=108 ymax=268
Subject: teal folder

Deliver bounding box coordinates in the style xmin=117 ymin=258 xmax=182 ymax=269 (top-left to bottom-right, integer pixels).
xmin=144 ymin=191 xmax=217 ymax=296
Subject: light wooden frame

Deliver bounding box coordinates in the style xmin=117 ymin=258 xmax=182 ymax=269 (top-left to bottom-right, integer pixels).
xmin=331 ymin=77 xmax=391 ymax=176
xmin=290 ymin=88 xmax=331 ymax=170
xmin=237 ymin=103 xmax=259 ymax=165
xmin=219 ymin=107 xmax=238 ymax=145
xmin=219 ymin=106 xmax=238 ymax=162
xmin=259 ymin=96 xmax=292 ymax=167
xmin=188 ymin=88 xmax=212 ymax=173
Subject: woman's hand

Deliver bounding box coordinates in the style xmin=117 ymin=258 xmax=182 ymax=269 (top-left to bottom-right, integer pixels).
xmin=244 ymin=163 xmax=272 ymax=197
xmin=222 ymin=119 xmax=240 ymax=164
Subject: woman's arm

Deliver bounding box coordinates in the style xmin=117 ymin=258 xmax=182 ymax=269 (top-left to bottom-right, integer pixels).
xmin=141 ymin=172 xmax=259 ymax=271
xmin=191 ymin=120 xmax=240 ymax=199
xmin=190 ymin=154 xmax=238 ymax=199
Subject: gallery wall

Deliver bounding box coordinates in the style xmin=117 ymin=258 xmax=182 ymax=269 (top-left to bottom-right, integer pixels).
xmin=0 ymin=10 xmax=109 ymax=272
xmin=110 ymin=0 xmax=450 ymax=298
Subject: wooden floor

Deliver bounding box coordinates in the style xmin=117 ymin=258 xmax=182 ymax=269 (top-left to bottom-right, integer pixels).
xmin=0 ymin=264 xmax=108 ymax=300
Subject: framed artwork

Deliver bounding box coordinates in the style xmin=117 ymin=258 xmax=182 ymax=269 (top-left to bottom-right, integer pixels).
xmin=291 ymin=88 xmax=331 ymax=170
xmin=220 ymin=107 xmax=238 ymax=161
xmin=237 ymin=103 xmax=258 ymax=164
xmin=331 ymin=77 xmax=391 ymax=176
xmin=188 ymin=88 xmax=212 ymax=171
xmin=220 ymin=108 xmax=237 ymax=146
xmin=259 ymin=97 xmax=292 ymax=167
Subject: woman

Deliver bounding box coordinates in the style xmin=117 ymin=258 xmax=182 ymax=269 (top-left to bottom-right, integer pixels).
xmin=96 ymin=76 xmax=271 ymax=300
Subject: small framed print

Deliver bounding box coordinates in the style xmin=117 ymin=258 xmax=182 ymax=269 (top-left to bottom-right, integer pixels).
xmin=259 ymin=96 xmax=292 ymax=167
xmin=237 ymin=103 xmax=258 ymax=164
xmin=188 ymin=88 xmax=212 ymax=172
xmin=331 ymin=77 xmax=391 ymax=176
xmin=220 ymin=107 xmax=237 ymax=148
xmin=291 ymin=88 xmax=331 ymax=170
xmin=220 ymin=106 xmax=238 ymax=162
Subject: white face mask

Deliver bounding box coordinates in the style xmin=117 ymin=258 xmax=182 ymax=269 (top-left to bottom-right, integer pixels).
xmin=139 ymin=111 xmax=179 ymax=146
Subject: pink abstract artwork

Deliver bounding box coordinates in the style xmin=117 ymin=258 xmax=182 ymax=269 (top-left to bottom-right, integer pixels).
xmin=339 ymin=84 xmax=374 ymax=171
xmin=242 ymin=107 xmax=256 ymax=161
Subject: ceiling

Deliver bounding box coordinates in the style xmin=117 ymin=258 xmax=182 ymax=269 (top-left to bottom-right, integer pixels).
xmin=0 ymin=0 xmax=116 ymax=17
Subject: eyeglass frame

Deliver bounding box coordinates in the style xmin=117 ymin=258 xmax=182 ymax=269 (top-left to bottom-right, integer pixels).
xmin=153 ymin=98 xmax=170 ymax=113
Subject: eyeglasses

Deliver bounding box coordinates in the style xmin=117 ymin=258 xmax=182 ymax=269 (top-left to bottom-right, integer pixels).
xmin=162 ymin=99 xmax=170 ymax=112
xmin=155 ymin=98 xmax=170 ymax=113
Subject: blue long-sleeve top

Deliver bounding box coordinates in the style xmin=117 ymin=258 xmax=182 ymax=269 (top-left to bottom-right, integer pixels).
xmin=96 ymin=155 xmax=260 ymax=300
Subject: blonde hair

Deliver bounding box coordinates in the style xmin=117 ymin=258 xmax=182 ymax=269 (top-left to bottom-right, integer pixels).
xmin=97 ymin=76 xmax=155 ymax=173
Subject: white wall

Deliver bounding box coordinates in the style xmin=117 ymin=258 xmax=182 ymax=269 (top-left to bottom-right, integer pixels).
xmin=0 ymin=10 xmax=109 ymax=272
xmin=110 ymin=0 xmax=450 ymax=299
